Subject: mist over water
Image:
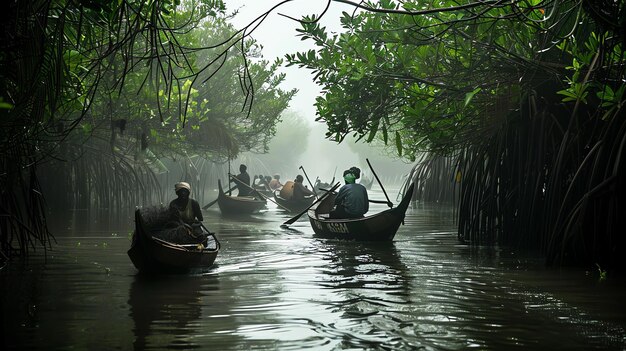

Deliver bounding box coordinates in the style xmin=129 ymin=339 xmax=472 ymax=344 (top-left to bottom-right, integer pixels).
xmin=197 ymin=1 xmax=414 ymax=188
xmin=240 ymin=121 xmax=412 ymax=187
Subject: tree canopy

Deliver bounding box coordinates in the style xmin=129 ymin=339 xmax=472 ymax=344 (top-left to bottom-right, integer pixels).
xmin=286 ymin=0 xmax=625 ymax=160
xmin=283 ymin=0 xmax=626 ymax=270
xmin=0 ymin=0 xmax=295 ymax=259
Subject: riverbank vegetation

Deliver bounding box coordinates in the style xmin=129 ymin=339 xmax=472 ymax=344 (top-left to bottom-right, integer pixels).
xmin=285 ymin=0 xmax=625 ymax=271
xmin=3 ymin=0 xmax=625 ymax=273
xmin=0 ymin=0 xmax=294 ymax=261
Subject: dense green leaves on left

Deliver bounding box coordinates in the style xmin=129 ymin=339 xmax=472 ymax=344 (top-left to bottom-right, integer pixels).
xmin=0 ymin=0 xmax=294 ymax=259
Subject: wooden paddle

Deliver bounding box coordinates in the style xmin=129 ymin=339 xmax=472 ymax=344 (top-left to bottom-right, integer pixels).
xmin=252 ymin=188 xmax=292 ymax=212
xmin=366 ymin=158 xmax=393 ymax=208
xmin=299 ymin=165 xmax=318 ymax=196
xmin=281 ymin=182 xmax=341 ymax=227
xmin=202 ymin=185 xmax=236 ymax=209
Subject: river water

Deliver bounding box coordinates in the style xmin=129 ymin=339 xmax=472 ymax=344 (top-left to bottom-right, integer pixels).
xmin=2 ymin=188 xmax=626 ymax=350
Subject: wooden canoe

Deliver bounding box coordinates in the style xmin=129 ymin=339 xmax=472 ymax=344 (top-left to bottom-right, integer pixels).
xmin=253 ymin=187 xmax=274 ymax=198
xmin=217 ymin=179 xmax=266 ymax=215
xmin=307 ymin=183 xmax=415 ymax=241
xmin=128 ymin=209 xmax=220 ymax=273
xmin=274 ymin=193 xmax=317 ymax=213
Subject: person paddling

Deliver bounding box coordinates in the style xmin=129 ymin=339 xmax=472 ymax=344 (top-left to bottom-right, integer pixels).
xmin=231 ymin=164 xmax=253 ymax=196
xmin=292 ymin=174 xmax=315 ymax=201
xmin=269 ymin=174 xmax=283 ymax=191
xmin=329 ymin=168 xmax=369 ymax=219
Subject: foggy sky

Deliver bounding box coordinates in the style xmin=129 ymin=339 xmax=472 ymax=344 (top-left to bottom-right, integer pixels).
xmin=223 ymin=0 xmax=413 ymax=181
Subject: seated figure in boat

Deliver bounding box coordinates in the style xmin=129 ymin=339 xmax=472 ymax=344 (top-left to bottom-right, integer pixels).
xmin=254 ymin=174 xmax=271 ymax=191
xmin=231 ymin=164 xmax=253 ymax=196
xmin=263 ymin=175 xmax=273 ymax=190
xmin=165 ymin=182 xmax=208 ymax=244
xmin=329 ymin=168 xmax=369 ymax=219
xmin=292 ymin=174 xmax=315 ymax=201
xmin=253 ymin=174 xmax=263 ymax=188
xmin=269 ymin=174 xmax=283 ymax=191
xmin=169 ymin=181 xmax=204 ymax=224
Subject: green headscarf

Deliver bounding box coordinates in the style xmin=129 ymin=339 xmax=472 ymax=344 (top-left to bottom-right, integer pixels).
xmin=344 ymin=172 xmax=356 ymax=184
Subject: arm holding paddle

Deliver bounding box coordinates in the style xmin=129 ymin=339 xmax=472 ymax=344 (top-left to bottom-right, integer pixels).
xmin=369 ymin=199 xmax=394 ymax=207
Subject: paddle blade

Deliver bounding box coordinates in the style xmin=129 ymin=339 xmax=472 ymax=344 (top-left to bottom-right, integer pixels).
xmin=282 ymin=211 xmax=306 ymax=226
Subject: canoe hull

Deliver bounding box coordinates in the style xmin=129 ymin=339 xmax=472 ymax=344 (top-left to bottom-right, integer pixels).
xmin=307 ymin=183 xmax=414 ymax=241
xmin=217 ymin=179 xmax=266 ymax=215
xmin=128 ymin=210 xmax=219 ymax=274
xmin=274 ymin=194 xmax=316 ymax=213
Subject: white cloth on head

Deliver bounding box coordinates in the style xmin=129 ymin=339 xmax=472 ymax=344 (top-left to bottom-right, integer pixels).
xmin=175 ymin=182 xmax=191 ymax=192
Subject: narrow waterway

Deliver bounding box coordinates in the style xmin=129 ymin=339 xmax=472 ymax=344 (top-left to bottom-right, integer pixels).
xmin=2 ymin=189 xmax=625 ymax=350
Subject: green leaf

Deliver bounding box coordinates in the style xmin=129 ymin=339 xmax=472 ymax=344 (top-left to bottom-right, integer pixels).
xmin=367 ymin=119 xmax=379 ymax=142
xmin=395 ymin=131 xmax=402 ymax=156
xmin=382 ymin=123 xmax=388 ymax=144
xmin=81 ymin=123 xmax=92 ymax=134
xmin=464 ymin=87 xmax=481 ymax=107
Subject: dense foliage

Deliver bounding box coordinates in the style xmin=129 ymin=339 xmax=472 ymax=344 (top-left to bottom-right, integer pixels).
xmin=0 ymin=0 xmax=294 ymax=260
xmin=286 ymin=0 xmax=626 ymax=270
xmin=288 ymin=1 xmax=622 ymax=156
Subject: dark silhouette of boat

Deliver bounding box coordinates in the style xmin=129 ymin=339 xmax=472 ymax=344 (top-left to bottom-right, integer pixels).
xmin=307 ymin=183 xmax=414 ymax=241
xmin=217 ymin=179 xmax=266 ymax=215
xmin=128 ymin=209 xmax=220 ymax=273
xmin=274 ymin=193 xmax=316 ymax=213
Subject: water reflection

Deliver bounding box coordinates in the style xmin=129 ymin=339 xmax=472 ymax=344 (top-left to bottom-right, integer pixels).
xmin=302 ymin=240 xmax=416 ymax=349
xmin=128 ymin=274 xmax=217 ymax=350
xmin=316 ymin=241 xmax=409 ymax=293
xmin=217 ymin=212 xmax=268 ymax=222
xmin=2 ymin=201 xmax=625 ymax=351
xmin=47 ymin=208 xmax=134 ymax=236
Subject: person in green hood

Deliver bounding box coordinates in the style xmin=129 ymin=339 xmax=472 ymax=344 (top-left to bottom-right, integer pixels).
xmin=329 ymin=168 xmax=369 ymax=219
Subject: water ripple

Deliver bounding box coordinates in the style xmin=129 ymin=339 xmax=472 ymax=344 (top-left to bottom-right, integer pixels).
xmin=2 ymin=202 xmax=625 ymax=350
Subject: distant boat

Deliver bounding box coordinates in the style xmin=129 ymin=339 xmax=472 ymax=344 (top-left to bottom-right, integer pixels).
xmin=307 ymin=183 xmax=414 ymax=241
xmin=314 ymin=180 xmax=332 ymax=193
xmin=274 ymin=180 xmax=317 ymax=212
xmin=275 ymin=194 xmax=316 ymax=213
xmin=217 ymin=179 xmax=266 ymax=215
xmin=128 ymin=209 xmax=220 ymax=273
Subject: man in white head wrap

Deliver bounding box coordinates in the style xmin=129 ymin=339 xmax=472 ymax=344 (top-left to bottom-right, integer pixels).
xmin=169 ymin=181 xmax=203 ymax=224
